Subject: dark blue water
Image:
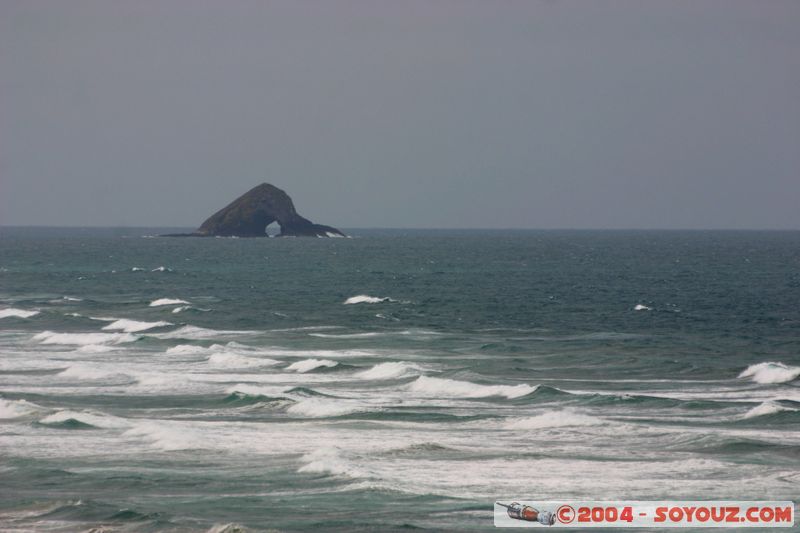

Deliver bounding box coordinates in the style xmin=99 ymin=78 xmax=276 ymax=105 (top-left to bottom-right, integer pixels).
xmin=1 ymin=228 xmax=798 ymax=531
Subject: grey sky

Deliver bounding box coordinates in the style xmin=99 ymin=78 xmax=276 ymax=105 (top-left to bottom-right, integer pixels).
xmin=1 ymin=0 xmax=798 ymax=229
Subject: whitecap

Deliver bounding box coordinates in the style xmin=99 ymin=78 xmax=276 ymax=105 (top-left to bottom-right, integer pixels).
xmin=151 ymin=266 xmax=173 ymax=272
xmin=0 ymin=308 xmax=39 ymax=319
xmin=742 ymin=401 xmax=797 ymax=419
xmin=738 ymin=362 xmax=800 ymax=384
xmin=102 ymin=319 xmax=172 ymax=333
xmin=634 ymin=304 xmax=652 ymax=311
xmin=123 ymin=421 xmax=201 ymax=451
xmin=75 ymin=344 xmax=119 ymax=354
xmin=33 ymin=331 xmax=138 ymax=346
xmin=344 ymin=295 xmax=393 ymax=305
xmin=150 ymin=298 xmax=189 ymax=307
xmin=503 ymin=409 xmax=603 ymax=430
xmin=297 ymin=448 xmax=367 ymax=478
xmin=408 ymin=376 xmax=535 ymax=399
xmin=286 ymin=359 xmax=338 ymax=373
xmin=57 ymin=365 xmax=125 ymax=381
xmin=62 ymin=296 xmax=82 ymax=302
xmin=287 ymin=398 xmax=367 ymax=418
xmin=207 ymin=352 xmax=280 ymax=368
xmin=154 ymin=325 xmax=256 ymax=340
xmin=131 ymin=267 xmax=145 ymax=272
xmin=356 ymin=362 xmax=421 ymax=380
xmin=0 ymin=398 xmax=41 ymax=419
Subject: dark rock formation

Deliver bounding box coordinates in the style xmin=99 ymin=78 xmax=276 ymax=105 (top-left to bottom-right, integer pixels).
xmin=187 ymin=183 xmax=345 ymax=237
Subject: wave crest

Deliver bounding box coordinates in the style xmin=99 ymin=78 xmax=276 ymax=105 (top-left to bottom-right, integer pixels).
xmin=408 ymin=376 xmax=535 ymax=399
xmin=739 ymin=362 xmax=800 ymax=384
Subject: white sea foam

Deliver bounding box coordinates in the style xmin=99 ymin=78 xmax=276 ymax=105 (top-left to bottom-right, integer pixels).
xmin=150 ymin=298 xmax=189 ymax=307
xmin=33 ymin=331 xmax=138 ymax=345
xmin=326 ymin=232 xmax=345 ymax=238
xmin=738 ymin=362 xmax=800 ymax=384
xmin=742 ymin=401 xmax=797 ymax=419
xmin=309 ymin=332 xmax=383 ymax=339
xmin=124 ymin=421 xmax=201 ymax=451
xmin=356 ymin=362 xmax=421 ymax=380
xmin=62 ymin=296 xmax=82 ymax=302
xmin=408 ymin=376 xmax=535 ymax=399
xmin=634 ymin=304 xmax=652 ymax=311
xmin=0 ymin=308 xmax=39 ymax=319
xmin=39 ymin=410 xmax=129 ymax=428
xmin=0 ymin=398 xmax=41 ymax=419
xmin=286 ymin=359 xmax=338 ymax=373
xmin=344 ymin=295 xmax=392 ymax=305
xmin=166 ymin=344 xmax=209 ymax=355
xmin=297 ymin=448 xmax=367 ymax=478
xmin=151 ymin=266 xmax=173 ymax=272
xmin=207 ymin=352 xmax=280 ymax=368
xmin=503 ymin=409 xmax=603 ymax=430
xmin=131 ymin=267 xmax=145 ymax=272
xmin=172 ymin=306 xmax=190 ymax=313
xmin=75 ymin=344 xmax=118 ymax=354
xmin=225 ymin=384 xmax=292 ymax=398
xmin=154 ymin=325 xmax=256 ymax=340
xmin=287 ymin=398 xmax=366 ymax=418
xmin=57 ymin=365 xmax=125 ymax=381
xmin=102 ymin=319 xmax=172 ymax=333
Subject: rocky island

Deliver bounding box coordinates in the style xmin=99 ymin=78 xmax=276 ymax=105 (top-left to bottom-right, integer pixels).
xmin=169 ymin=183 xmax=345 ymax=238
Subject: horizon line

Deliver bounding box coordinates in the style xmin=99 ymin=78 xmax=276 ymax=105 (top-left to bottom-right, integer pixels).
xmin=1 ymin=225 xmax=799 ymax=232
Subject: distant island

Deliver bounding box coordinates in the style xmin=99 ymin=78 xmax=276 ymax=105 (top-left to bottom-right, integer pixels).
xmin=165 ymin=183 xmax=345 ymax=238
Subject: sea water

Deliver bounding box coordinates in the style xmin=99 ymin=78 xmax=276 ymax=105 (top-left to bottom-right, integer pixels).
xmin=0 ymin=228 xmax=798 ymax=531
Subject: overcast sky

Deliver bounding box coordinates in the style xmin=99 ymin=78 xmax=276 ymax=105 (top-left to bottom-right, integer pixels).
xmin=1 ymin=1 xmax=798 ymax=229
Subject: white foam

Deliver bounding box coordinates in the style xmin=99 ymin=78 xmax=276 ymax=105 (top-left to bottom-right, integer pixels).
xmin=154 ymin=325 xmax=256 ymax=340
xmin=309 ymin=332 xmax=382 ymax=339
xmin=356 ymin=362 xmax=421 ymax=380
xmin=62 ymin=296 xmax=82 ymax=302
xmin=225 ymin=384 xmax=291 ymax=397
xmin=0 ymin=308 xmax=39 ymax=319
xmin=57 ymin=365 xmax=124 ymax=381
xmin=150 ymin=298 xmax=189 ymax=307
xmin=739 ymin=362 xmax=800 ymax=384
xmin=39 ymin=410 xmax=129 ymax=428
xmin=0 ymin=398 xmax=41 ymax=419
xmin=287 ymin=398 xmax=366 ymax=418
xmin=124 ymin=421 xmax=200 ymax=451
xmin=101 ymin=319 xmax=172 ymax=333
xmin=75 ymin=344 xmax=118 ymax=354
xmin=344 ymin=295 xmax=392 ymax=305
xmin=634 ymin=304 xmax=652 ymax=311
xmin=742 ymin=401 xmax=797 ymax=419
xmin=131 ymin=267 xmax=145 ymax=272
xmin=172 ymin=306 xmax=190 ymax=313
xmin=166 ymin=344 xmax=209 ymax=355
xmin=286 ymin=359 xmax=338 ymax=373
xmin=297 ymin=448 xmax=366 ymax=478
xmin=408 ymin=376 xmax=535 ymax=399
xmin=326 ymin=232 xmax=345 ymax=238
xmin=503 ymin=409 xmax=603 ymax=430
xmin=151 ymin=266 xmax=172 ymax=272
xmin=33 ymin=330 xmax=138 ymax=345
xmin=207 ymin=352 xmax=280 ymax=368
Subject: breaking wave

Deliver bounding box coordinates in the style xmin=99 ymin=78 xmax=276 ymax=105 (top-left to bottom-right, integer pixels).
xmin=207 ymin=352 xmax=280 ymax=368
xmin=287 ymin=398 xmax=367 ymax=418
xmin=0 ymin=398 xmax=41 ymax=419
xmin=356 ymin=362 xmax=421 ymax=380
xmin=634 ymin=304 xmax=652 ymax=311
xmin=33 ymin=331 xmax=138 ymax=346
xmin=742 ymin=401 xmax=798 ymax=419
xmin=297 ymin=448 xmax=368 ymax=478
xmin=738 ymin=362 xmax=800 ymax=384
xmin=101 ymin=319 xmax=172 ymax=333
xmin=39 ymin=410 xmax=129 ymax=429
xmin=344 ymin=295 xmax=393 ymax=305
xmin=286 ymin=359 xmax=338 ymax=373
xmin=57 ymin=365 xmax=128 ymax=381
xmin=150 ymin=298 xmax=189 ymax=307
xmin=154 ymin=325 xmax=257 ymax=340
xmin=408 ymin=376 xmax=536 ymax=399
xmin=502 ymin=409 xmax=603 ymax=430
xmin=0 ymin=308 xmax=40 ymax=319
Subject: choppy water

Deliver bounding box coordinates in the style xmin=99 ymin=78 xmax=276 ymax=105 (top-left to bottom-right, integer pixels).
xmin=1 ymin=228 xmax=799 ymax=532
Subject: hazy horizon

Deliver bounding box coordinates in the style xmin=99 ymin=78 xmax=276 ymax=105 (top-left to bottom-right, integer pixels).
xmin=2 ymin=1 xmax=799 ymax=230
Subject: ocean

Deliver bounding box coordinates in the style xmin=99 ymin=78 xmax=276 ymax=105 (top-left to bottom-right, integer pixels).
xmin=1 ymin=228 xmax=798 ymax=531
